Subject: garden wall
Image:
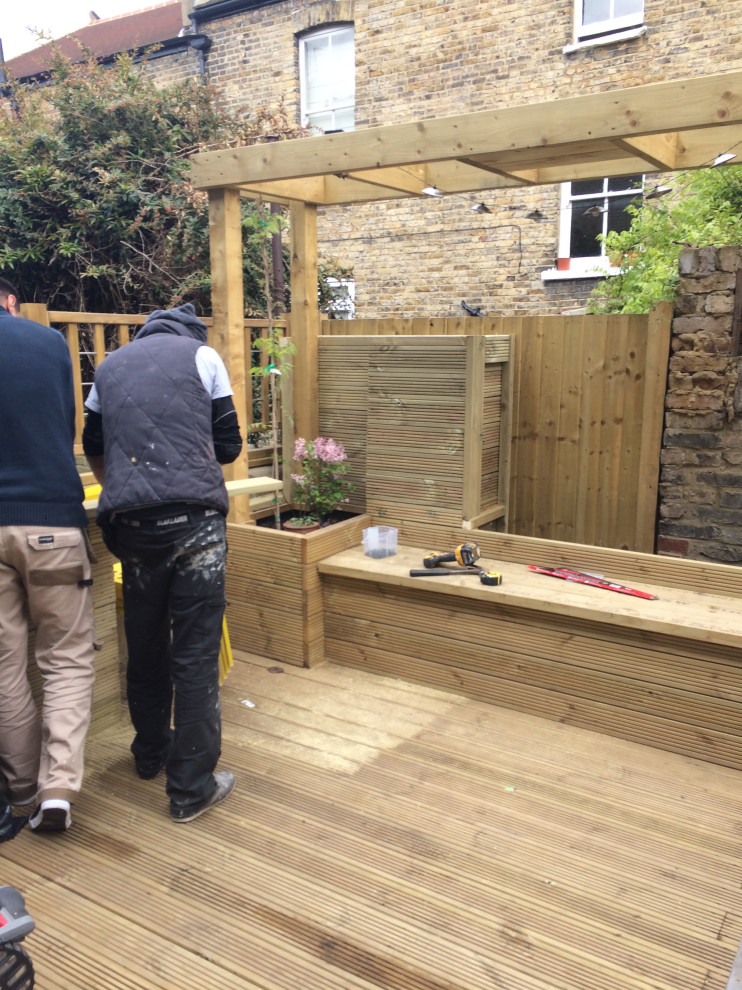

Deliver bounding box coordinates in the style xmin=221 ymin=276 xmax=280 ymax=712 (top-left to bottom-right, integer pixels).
xmin=658 ymin=246 xmax=742 ymax=562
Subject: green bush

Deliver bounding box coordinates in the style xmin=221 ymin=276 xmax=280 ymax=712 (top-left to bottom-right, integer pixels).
xmin=589 ymin=165 xmax=742 ymax=314
xmin=0 ymin=47 xmax=351 ymax=315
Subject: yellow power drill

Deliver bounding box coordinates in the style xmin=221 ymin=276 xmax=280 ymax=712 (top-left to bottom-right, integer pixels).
xmin=413 ymin=542 xmax=502 ymax=585
xmin=423 ymin=542 xmax=481 ymax=569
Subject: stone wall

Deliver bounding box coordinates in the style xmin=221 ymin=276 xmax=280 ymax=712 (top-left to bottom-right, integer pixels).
xmin=186 ymin=0 xmax=742 ymax=318
xmin=658 ymin=246 xmax=742 ymax=563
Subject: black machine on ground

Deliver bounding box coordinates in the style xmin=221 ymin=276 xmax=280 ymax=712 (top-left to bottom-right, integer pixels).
xmin=0 ymin=887 xmax=35 ymax=989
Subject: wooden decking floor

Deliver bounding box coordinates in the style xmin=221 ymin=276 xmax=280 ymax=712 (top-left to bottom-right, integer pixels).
xmin=4 ymin=651 xmax=742 ymax=990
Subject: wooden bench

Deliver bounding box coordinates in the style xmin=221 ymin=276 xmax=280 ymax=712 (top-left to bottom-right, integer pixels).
xmin=318 ymin=534 xmax=742 ymax=770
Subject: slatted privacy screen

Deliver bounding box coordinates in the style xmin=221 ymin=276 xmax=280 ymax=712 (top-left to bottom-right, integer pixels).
xmin=317 ymin=338 xmax=371 ymax=512
xmin=322 ymin=308 xmax=672 ymax=552
xmin=318 ymin=335 xmax=513 ymax=530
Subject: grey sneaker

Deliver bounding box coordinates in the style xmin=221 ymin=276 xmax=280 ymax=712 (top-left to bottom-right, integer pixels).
xmin=171 ymin=771 xmax=235 ymax=824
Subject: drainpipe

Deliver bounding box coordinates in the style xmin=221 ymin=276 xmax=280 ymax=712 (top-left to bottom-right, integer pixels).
xmin=264 ymin=136 xmax=286 ymax=316
xmin=184 ymin=1 xmax=212 ymax=77
xmin=189 ymin=33 xmax=212 ymax=77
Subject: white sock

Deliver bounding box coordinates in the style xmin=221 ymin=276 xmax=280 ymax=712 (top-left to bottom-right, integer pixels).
xmin=39 ymin=799 xmax=71 ymax=813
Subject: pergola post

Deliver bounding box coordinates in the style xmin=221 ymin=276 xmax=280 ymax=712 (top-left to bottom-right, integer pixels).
xmin=289 ymin=201 xmax=319 ymax=445
xmin=208 ymin=187 xmax=251 ymax=521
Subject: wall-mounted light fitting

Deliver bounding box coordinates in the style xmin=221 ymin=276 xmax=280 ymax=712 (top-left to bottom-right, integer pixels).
xmin=422 ymin=185 xmax=443 ymax=197
xmin=525 ymin=209 xmax=549 ymax=221
xmin=470 ymin=202 xmax=491 ymax=213
xmin=583 ymin=204 xmax=606 ymax=218
xmin=712 ymin=152 xmax=737 ymax=167
xmin=644 ymin=185 xmax=672 ymax=200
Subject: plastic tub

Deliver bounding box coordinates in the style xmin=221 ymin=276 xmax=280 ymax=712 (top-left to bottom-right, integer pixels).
xmin=362 ymin=525 xmax=398 ymax=558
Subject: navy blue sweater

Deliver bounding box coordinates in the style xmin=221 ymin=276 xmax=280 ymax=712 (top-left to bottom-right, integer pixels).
xmin=0 ymin=305 xmax=87 ymax=528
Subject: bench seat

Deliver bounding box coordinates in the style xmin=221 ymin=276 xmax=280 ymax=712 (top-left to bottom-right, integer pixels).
xmin=318 ymin=543 xmax=742 ymax=770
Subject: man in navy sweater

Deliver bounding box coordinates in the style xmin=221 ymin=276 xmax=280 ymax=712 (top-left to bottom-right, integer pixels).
xmin=0 ymin=277 xmax=96 ymax=833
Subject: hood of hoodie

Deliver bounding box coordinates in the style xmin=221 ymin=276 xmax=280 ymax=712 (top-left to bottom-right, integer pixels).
xmin=134 ymin=302 xmax=208 ymax=343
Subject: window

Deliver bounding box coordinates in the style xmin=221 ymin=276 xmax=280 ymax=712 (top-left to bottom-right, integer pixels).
xmin=299 ymin=26 xmax=355 ymax=134
xmin=553 ymin=175 xmax=643 ymax=277
xmin=576 ymin=0 xmax=644 ymax=41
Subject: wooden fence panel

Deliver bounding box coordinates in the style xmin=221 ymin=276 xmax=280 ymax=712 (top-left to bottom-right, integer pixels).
xmin=321 ymin=306 xmax=672 ymax=552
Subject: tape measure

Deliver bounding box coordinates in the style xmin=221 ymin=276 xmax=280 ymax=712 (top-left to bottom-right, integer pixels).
xmin=480 ymin=570 xmax=502 ymax=586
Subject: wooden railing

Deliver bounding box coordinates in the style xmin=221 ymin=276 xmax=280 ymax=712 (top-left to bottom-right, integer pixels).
xmin=20 ymin=305 xmax=288 ymax=453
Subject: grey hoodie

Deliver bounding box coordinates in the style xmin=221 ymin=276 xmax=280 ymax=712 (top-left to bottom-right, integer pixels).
xmin=135 ymin=302 xmax=208 ymax=343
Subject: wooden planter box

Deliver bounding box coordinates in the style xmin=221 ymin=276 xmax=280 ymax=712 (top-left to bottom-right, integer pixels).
xmin=226 ymin=513 xmax=370 ymax=667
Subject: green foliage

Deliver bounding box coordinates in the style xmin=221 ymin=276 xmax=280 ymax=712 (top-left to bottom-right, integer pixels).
xmin=0 ymin=47 xmax=351 ymax=315
xmin=243 ymin=204 xmax=287 ymax=319
xmin=588 ymin=165 xmax=742 ymax=314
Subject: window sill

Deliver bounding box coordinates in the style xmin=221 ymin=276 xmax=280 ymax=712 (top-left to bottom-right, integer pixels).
xmin=541 ymin=264 xmax=618 ymax=282
xmin=563 ymin=25 xmax=646 ymax=54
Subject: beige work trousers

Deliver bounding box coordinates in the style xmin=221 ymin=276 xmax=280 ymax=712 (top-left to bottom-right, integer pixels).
xmin=0 ymin=525 xmax=96 ymax=805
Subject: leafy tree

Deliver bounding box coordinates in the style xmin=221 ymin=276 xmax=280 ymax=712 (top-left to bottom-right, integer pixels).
xmin=0 ymin=47 xmax=351 ymax=314
xmin=588 ymin=165 xmax=742 ymax=314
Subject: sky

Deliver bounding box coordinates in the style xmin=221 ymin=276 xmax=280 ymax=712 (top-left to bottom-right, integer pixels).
xmin=1 ymin=1 xmax=167 ymax=61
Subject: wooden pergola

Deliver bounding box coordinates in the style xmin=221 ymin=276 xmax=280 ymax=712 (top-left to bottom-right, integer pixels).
xmin=191 ymin=69 xmax=742 ymax=473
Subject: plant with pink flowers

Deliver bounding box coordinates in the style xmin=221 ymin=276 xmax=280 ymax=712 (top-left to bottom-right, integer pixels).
xmin=290 ymin=437 xmax=354 ymax=525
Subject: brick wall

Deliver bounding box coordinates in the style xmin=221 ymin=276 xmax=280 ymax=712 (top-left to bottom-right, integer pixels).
xmin=658 ymin=247 xmax=742 ymax=563
xmin=143 ymin=49 xmax=202 ymax=88
xmin=187 ymin=0 xmax=742 ymax=318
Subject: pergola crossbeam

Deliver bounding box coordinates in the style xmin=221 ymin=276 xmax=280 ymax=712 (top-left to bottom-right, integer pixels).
xmin=191 ymin=70 xmax=742 ymax=204
xmin=613 ymin=133 xmax=680 ymax=171
xmin=457 ymin=156 xmax=538 ymax=185
xmin=345 ymin=164 xmax=428 ymax=194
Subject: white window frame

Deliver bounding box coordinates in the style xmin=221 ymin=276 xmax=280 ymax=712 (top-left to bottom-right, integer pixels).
xmin=576 ymin=0 xmax=644 ymax=39
xmin=299 ymin=25 xmax=355 ymax=135
xmin=564 ymin=0 xmax=645 ymax=52
xmin=542 ymin=176 xmax=644 ymax=281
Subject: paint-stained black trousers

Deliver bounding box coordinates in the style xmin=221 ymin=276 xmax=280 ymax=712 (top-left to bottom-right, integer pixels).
xmin=103 ymin=508 xmax=226 ymax=816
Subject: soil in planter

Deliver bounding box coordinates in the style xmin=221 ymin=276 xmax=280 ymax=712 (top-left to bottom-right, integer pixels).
xmin=256 ymin=509 xmax=359 ymax=530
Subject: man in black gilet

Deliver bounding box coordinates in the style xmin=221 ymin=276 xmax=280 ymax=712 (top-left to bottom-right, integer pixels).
xmin=83 ymin=303 xmax=242 ymax=824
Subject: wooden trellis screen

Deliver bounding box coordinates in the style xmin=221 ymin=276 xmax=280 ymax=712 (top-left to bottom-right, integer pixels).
xmin=321 ymin=305 xmax=672 ymax=552
xmin=318 ymin=335 xmax=513 ymax=532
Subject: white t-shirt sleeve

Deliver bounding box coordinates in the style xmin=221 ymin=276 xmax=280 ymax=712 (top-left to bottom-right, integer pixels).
xmin=195 ymin=346 xmax=234 ymax=399
xmin=85 ymin=347 xmax=233 ymax=408
xmin=85 ymin=383 xmax=101 ymax=413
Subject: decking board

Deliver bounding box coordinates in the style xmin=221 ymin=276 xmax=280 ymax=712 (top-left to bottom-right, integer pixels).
xmin=3 ymin=653 xmax=742 ymax=990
